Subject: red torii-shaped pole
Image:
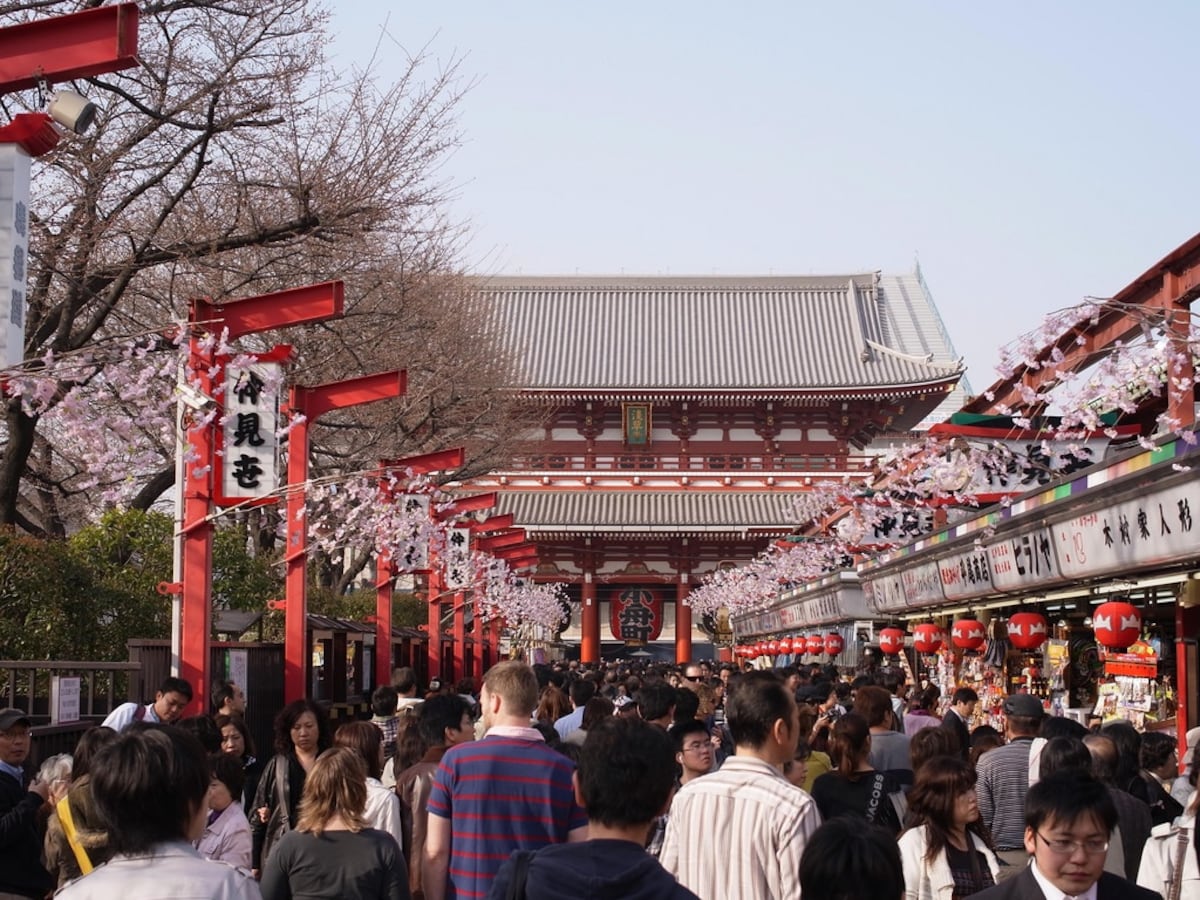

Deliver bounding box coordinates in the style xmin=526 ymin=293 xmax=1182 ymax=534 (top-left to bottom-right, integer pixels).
xmin=278 ymin=370 xmax=407 ymax=704
xmin=175 ymin=282 xmax=344 ymax=715
xmin=468 ymin=514 xmax=516 ymax=674
xmin=372 ymin=447 xmax=466 ymax=689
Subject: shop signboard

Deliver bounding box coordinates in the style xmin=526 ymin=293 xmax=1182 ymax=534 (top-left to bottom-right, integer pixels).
xmin=987 ymin=527 xmax=1063 ymax=591
xmin=1053 ymin=479 xmax=1200 ymax=579
xmin=900 ymin=560 xmax=945 ymax=609
xmin=863 ymin=572 xmax=907 ymax=613
xmin=939 ymin=549 xmax=994 ymax=601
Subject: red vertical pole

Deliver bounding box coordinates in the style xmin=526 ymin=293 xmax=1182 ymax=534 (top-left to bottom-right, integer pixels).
xmin=1177 ymin=599 xmax=1197 ymax=766
xmin=453 ymin=591 xmax=466 ymax=684
xmin=581 ymin=573 xmax=600 ymax=663
xmin=375 ymin=548 xmax=394 ymax=690
xmin=283 ymin=402 xmax=309 ymax=703
xmin=675 ymin=574 xmax=693 ymax=664
xmin=179 ymin=337 xmax=215 ymax=714
xmin=472 ymin=594 xmax=485 ymax=679
xmin=427 ymin=564 xmax=443 ymax=682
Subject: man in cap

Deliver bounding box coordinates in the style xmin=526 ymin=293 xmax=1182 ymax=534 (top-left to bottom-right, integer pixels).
xmin=0 ymin=708 xmax=54 ymax=899
xmin=976 ymin=692 xmax=1044 ymax=879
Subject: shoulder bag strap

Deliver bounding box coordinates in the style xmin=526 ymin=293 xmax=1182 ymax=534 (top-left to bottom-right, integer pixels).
xmin=275 ymin=756 xmax=291 ymax=828
xmin=506 ymin=850 xmax=534 ymax=900
xmin=56 ymin=795 xmax=93 ymax=875
xmin=1167 ymin=825 xmax=1190 ymax=900
xmin=865 ymin=772 xmax=884 ymax=823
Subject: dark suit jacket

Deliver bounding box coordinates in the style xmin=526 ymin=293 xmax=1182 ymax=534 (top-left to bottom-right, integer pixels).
xmin=968 ymin=867 xmax=1163 ymax=900
xmin=941 ymin=708 xmax=970 ymax=760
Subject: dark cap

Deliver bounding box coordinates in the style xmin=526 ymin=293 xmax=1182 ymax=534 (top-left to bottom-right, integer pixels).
xmin=0 ymin=708 xmax=31 ymax=730
xmin=1003 ymin=693 xmax=1044 ymax=718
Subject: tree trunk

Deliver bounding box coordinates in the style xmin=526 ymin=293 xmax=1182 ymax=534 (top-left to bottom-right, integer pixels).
xmin=0 ymin=404 xmax=39 ymax=530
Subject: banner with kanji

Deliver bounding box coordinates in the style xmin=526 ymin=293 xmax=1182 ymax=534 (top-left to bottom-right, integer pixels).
xmin=215 ymin=350 xmax=285 ymax=506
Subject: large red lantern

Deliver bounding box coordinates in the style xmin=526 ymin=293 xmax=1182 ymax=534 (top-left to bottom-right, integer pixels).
xmin=951 ymin=619 xmax=986 ymax=651
xmin=825 ymin=633 xmax=845 ymax=657
xmin=610 ymin=587 xmax=663 ymax=642
xmin=746 ymin=646 xmax=758 ymax=659
xmin=1093 ymin=601 xmax=1141 ymax=650
xmin=878 ymin=627 xmax=905 ymax=655
xmin=806 ymin=634 xmax=824 ymax=655
xmin=1008 ymin=612 xmax=1048 ymax=650
xmin=912 ymin=623 xmax=944 ymax=654
xmin=778 ymin=636 xmax=793 ymax=654
xmin=767 ymin=639 xmax=780 ymax=655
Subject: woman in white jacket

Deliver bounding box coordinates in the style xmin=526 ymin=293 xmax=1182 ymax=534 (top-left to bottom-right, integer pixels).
xmin=898 ymin=756 xmax=1000 ymax=900
xmin=1137 ymin=792 xmax=1198 ymax=900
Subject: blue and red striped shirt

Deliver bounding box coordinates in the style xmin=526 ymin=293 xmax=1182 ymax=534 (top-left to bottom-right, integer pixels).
xmin=427 ymin=734 xmax=587 ymax=900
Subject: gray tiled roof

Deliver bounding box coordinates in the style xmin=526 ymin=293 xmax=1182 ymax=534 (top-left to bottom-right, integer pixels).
xmin=475 ymin=274 xmax=963 ymax=393
xmin=495 ymin=491 xmax=802 ymax=532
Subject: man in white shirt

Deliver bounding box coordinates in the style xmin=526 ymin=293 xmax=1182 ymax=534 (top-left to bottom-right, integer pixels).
xmin=661 ymin=670 xmax=821 ymax=900
xmin=102 ymin=676 xmax=193 ymax=731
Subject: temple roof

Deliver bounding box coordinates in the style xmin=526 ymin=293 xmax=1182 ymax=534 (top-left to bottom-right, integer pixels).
xmin=496 ymin=490 xmax=802 ymax=533
xmin=474 ymin=273 xmax=964 ymax=396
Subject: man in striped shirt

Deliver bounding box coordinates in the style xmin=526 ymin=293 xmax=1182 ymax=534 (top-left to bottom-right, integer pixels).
xmin=423 ymin=661 xmax=588 ymax=900
xmin=660 ymin=670 xmax=822 ymax=899
xmin=976 ymin=692 xmax=1044 ymax=879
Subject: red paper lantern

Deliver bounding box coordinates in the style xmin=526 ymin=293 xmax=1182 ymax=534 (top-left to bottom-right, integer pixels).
xmin=912 ymin=623 xmax=943 ymax=654
xmin=778 ymin=636 xmax=793 ymax=654
xmin=825 ymin=633 xmax=845 ymax=657
xmin=746 ymin=646 xmax=758 ymax=659
xmin=1094 ymin=601 xmax=1141 ymax=650
xmin=951 ymin=619 xmax=986 ymax=651
xmin=1008 ymin=612 xmax=1048 ymax=650
xmin=610 ymin=587 xmax=663 ymax=642
xmin=806 ymin=634 xmax=824 ymax=655
xmin=878 ymin=627 xmax=905 ymax=655
xmin=767 ymin=640 xmax=780 ymax=655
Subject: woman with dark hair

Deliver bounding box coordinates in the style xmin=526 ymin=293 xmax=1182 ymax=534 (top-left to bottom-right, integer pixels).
xmin=1137 ymin=789 xmax=1199 ymax=896
xmin=898 ymin=755 xmax=998 ymax=899
xmin=910 ymin=727 xmax=961 ymax=780
xmin=57 ymin=726 xmax=259 ymax=899
xmin=799 ymin=817 xmax=905 ymax=900
xmin=250 ymin=698 xmax=332 ymax=875
xmin=903 ymin=685 xmax=943 ymax=736
xmin=216 ymin=713 xmax=262 ymax=815
xmin=197 ymin=753 xmax=252 ymax=869
xmin=259 ymin=747 xmax=409 ymax=900
xmin=809 ymin=713 xmax=904 ymax=835
xmin=334 ymin=721 xmax=403 ymax=848
xmin=44 ymin=726 xmax=119 ymax=886
xmin=534 ymin=684 xmax=570 ymax=725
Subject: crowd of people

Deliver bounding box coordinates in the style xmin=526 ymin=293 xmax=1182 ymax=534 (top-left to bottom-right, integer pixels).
xmin=0 ymin=658 xmax=1197 ymax=899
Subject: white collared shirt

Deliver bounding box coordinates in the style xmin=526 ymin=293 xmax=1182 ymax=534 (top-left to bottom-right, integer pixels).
xmin=1029 ymin=857 xmax=1098 ymax=900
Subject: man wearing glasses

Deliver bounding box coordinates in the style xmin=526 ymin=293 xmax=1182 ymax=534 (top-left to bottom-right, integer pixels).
xmin=971 ymin=771 xmax=1160 ymax=900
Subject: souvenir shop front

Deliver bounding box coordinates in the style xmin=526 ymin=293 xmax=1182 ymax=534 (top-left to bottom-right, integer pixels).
xmin=857 ymin=431 xmax=1200 ymax=753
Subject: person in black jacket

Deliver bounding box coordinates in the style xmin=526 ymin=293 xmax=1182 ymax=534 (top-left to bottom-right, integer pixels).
xmin=969 ymin=772 xmax=1161 ymax=900
xmin=0 ymin=708 xmax=54 ymax=899
xmin=487 ymin=717 xmax=699 ymax=900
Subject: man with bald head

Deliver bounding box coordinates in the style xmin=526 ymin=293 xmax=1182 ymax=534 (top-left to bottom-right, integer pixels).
xmin=1084 ymin=732 xmax=1152 ymax=881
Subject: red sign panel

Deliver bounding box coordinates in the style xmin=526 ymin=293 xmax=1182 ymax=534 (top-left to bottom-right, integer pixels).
xmin=609 ymin=587 xmax=663 ymax=644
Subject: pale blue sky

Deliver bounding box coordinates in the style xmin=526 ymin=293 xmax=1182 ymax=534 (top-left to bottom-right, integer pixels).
xmin=326 ymin=2 xmax=1200 ymax=389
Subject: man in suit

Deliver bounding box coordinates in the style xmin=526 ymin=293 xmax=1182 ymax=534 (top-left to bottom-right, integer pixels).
xmin=970 ymin=771 xmax=1162 ymax=900
xmin=939 ymin=686 xmax=977 ymax=760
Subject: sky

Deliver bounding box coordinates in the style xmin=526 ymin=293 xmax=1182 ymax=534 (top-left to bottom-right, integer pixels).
xmin=324 ymin=2 xmax=1200 ymax=392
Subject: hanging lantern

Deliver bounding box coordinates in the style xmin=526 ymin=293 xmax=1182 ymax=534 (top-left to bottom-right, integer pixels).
xmin=912 ymin=623 xmax=944 ymax=654
xmin=746 ymin=646 xmax=758 ymax=659
xmin=767 ymin=639 xmax=780 ymax=655
xmin=1093 ymin=601 xmax=1141 ymax=650
xmin=807 ymin=634 xmax=825 ymax=655
xmin=1008 ymin=612 xmax=1048 ymax=650
xmin=951 ymin=618 xmax=986 ymax=651
xmin=778 ymin=636 xmax=793 ymax=654
xmin=878 ymin=627 xmax=906 ymax=655
xmin=825 ymin=633 xmax=845 ymax=657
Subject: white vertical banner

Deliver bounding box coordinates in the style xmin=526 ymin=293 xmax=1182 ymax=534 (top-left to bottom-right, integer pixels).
xmin=395 ymin=494 xmax=431 ymax=572
xmin=228 ymin=649 xmax=249 ymax=695
xmin=0 ymin=144 xmax=30 ymax=370
xmin=443 ymin=526 xmax=472 ymax=590
xmin=217 ymin=358 xmax=282 ymax=504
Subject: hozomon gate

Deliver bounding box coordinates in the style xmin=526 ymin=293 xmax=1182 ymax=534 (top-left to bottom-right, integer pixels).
xmin=469 ymin=271 xmax=966 ymax=662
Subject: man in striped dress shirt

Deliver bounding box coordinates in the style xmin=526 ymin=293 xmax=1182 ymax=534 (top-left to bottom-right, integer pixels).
xmin=660 ymin=670 xmax=822 ymax=899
